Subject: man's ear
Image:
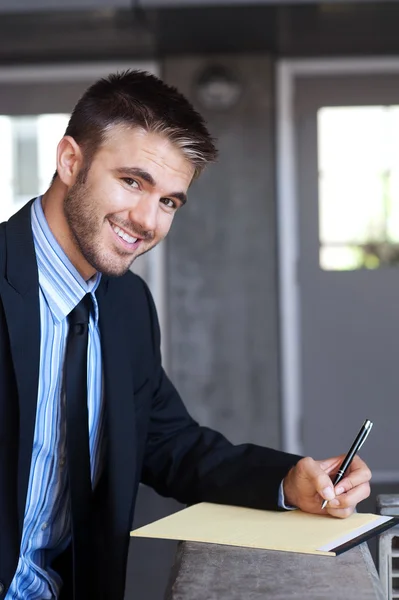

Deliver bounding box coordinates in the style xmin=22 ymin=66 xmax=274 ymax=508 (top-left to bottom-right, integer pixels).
xmin=56 ymin=136 xmax=83 ymax=186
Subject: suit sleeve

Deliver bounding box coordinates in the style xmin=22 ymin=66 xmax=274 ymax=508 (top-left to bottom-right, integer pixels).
xmin=139 ymin=280 xmax=302 ymax=511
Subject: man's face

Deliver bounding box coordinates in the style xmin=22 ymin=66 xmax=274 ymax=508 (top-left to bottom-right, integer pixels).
xmin=63 ymin=126 xmax=194 ymax=277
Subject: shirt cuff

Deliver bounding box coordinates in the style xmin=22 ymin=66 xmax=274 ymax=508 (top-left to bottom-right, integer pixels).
xmin=278 ymin=480 xmax=297 ymax=510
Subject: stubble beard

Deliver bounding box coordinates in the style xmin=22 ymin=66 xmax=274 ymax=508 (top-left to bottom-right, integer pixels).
xmin=63 ymin=178 xmax=139 ymax=277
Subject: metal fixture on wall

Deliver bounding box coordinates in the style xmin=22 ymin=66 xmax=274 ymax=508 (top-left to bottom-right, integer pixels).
xmin=194 ymin=65 xmax=242 ymax=111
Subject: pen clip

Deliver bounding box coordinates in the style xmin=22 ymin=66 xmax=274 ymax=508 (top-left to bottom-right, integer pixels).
xmin=357 ymin=420 xmax=373 ymax=452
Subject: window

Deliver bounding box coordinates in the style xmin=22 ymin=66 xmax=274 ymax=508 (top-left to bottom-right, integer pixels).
xmin=318 ymin=106 xmax=399 ymax=270
xmin=0 ymin=114 xmax=70 ymax=222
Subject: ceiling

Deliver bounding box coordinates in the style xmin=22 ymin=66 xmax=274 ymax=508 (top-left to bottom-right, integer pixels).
xmin=0 ymin=0 xmax=397 ymax=13
xmin=0 ymin=2 xmax=399 ymax=63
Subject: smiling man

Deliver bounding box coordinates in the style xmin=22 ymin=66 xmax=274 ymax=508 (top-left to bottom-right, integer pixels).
xmin=45 ymin=126 xmax=192 ymax=280
xmin=0 ymin=70 xmax=371 ymax=600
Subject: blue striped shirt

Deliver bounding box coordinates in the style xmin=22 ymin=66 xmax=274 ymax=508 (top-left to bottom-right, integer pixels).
xmin=6 ymin=197 xmax=104 ymax=599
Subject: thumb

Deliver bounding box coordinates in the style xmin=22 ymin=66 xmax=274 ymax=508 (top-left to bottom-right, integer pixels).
xmin=319 ymin=480 xmax=335 ymax=502
xmin=315 ymin=471 xmax=335 ymax=502
xmin=299 ymin=457 xmax=336 ymax=501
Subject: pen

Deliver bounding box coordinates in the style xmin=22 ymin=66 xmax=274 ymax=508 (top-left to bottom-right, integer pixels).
xmin=321 ymin=419 xmax=373 ymax=509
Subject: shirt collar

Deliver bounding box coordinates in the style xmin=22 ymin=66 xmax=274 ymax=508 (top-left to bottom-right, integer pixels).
xmin=31 ymin=196 xmax=101 ymax=324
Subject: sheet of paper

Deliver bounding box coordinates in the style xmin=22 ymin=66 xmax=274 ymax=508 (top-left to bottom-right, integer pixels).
xmin=131 ymin=502 xmax=392 ymax=556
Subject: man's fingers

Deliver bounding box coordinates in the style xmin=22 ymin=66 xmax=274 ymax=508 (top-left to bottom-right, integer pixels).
xmin=326 ymin=505 xmax=355 ymax=519
xmin=290 ymin=454 xmax=372 ymax=518
xmin=295 ymin=457 xmax=335 ymax=501
xmin=316 ymin=455 xmax=372 ymax=498
xmin=318 ymin=456 xmax=345 ymax=475
xmin=333 ymin=458 xmax=372 ymax=496
xmin=327 ymin=481 xmax=371 ymax=509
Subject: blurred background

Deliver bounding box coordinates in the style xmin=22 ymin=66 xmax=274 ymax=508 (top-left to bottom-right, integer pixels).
xmin=1 ymin=0 xmax=399 ymax=597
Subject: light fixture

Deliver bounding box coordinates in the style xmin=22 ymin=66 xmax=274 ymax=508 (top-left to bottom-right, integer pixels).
xmin=195 ymin=65 xmax=242 ymax=111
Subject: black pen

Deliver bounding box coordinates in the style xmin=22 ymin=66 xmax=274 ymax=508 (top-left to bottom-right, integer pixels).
xmin=321 ymin=419 xmax=373 ymax=509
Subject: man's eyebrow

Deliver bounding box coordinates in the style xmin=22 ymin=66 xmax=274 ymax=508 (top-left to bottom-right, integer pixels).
xmin=116 ymin=167 xmax=187 ymax=205
xmin=169 ymin=192 xmax=187 ymax=206
xmin=116 ymin=167 xmax=156 ymax=186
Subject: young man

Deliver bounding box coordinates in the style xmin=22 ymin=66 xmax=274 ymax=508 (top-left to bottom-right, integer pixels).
xmin=0 ymin=71 xmax=371 ymax=600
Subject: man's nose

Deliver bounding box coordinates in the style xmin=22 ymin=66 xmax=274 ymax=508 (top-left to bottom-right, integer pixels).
xmin=130 ymin=196 xmax=158 ymax=233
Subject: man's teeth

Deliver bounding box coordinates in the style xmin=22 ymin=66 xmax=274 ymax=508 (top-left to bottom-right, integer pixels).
xmin=112 ymin=225 xmax=137 ymax=244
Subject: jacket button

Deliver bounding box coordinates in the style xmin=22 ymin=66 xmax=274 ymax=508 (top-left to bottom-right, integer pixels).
xmin=0 ymin=582 xmax=4 ymax=595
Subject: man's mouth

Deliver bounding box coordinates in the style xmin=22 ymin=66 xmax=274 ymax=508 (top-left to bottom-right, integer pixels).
xmin=109 ymin=220 xmax=141 ymax=249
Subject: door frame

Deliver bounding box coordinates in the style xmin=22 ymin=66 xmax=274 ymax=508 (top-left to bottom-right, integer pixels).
xmin=276 ymin=57 xmax=399 ymax=482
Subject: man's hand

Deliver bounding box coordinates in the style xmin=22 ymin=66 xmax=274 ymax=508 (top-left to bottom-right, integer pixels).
xmin=283 ymin=455 xmax=372 ymax=518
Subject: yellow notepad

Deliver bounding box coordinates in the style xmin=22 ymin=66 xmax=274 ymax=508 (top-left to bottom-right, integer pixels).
xmin=131 ymin=502 xmax=396 ymax=556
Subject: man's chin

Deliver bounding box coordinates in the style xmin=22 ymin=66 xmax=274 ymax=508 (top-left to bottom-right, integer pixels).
xmin=85 ymin=243 xmax=155 ymax=277
xmin=101 ymin=259 xmax=136 ymax=277
xmin=102 ymin=267 xmax=132 ymax=278
xmin=86 ymin=255 xmax=135 ymax=278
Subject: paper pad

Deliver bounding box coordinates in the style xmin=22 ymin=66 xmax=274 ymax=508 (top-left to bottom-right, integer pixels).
xmin=131 ymin=502 xmax=396 ymax=556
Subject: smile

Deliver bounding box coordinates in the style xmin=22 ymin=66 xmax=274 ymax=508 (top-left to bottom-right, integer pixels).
xmin=110 ymin=221 xmax=138 ymax=245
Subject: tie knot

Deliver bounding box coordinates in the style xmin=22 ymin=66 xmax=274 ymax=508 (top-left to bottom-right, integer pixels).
xmin=68 ymin=294 xmax=92 ymax=328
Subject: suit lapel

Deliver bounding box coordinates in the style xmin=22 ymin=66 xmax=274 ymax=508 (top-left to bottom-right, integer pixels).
xmin=97 ymin=280 xmax=137 ymax=535
xmin=1 ymin=201 xmax=41 ymax=533
xmin=2 ymin=202 xmax=138 ymax=539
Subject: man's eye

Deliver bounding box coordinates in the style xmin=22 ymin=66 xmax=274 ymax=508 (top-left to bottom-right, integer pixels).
xmin=161 ymin=198 xmax=176 ymax=209
xmin=123 ymin=178 xmax=139 ymax=188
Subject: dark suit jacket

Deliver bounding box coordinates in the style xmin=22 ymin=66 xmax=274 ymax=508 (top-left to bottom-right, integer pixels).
xmin=0 ymin=201 xmax=300 ymax=600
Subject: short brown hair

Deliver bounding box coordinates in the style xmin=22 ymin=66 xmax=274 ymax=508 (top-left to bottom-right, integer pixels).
xmin=63 ymin=69 xmax=217 ymax=179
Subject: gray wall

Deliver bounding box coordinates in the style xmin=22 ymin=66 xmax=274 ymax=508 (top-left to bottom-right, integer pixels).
xmin=164 ymin=55 xmax=281 ymax=449
xmin=127 ymin=54 xmax=281 ymax=600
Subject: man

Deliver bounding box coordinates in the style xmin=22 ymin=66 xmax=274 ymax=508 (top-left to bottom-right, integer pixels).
xmin=0 ymin=70 xmax=371 ymax=600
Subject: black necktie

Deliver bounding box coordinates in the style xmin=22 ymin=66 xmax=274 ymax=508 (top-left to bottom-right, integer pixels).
xmin=64 ymin=294 xmax=93 ymax=598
